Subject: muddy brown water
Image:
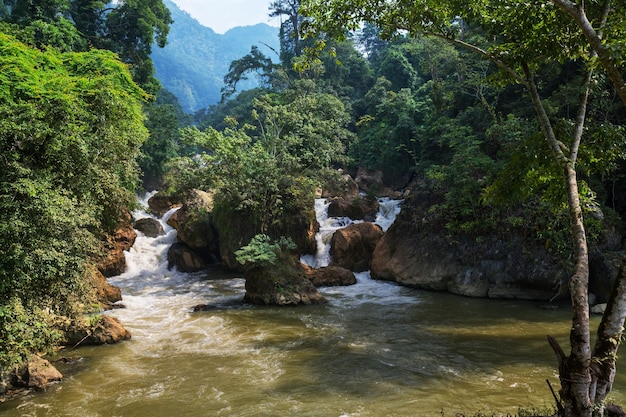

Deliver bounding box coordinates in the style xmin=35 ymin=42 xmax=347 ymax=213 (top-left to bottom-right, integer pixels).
xmin=2 ymin=198 xmax=623 ymax=417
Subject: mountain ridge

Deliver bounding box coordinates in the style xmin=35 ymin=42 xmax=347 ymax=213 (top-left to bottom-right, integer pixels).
xmin=151 ymin=0 xmax=279 ymax=113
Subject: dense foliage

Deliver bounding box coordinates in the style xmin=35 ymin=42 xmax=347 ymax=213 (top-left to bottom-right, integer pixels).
xmin=0 ymin=33 xmax=148 ymax=369
xmin=166 ymin=79 xmax=354 ymax=240
xmin=0 ymin=0 xmax=172 ymax=94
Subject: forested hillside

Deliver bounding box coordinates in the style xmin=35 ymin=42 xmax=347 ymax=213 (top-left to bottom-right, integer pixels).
xmin=151 ymin=0 xmax=279 ymax=112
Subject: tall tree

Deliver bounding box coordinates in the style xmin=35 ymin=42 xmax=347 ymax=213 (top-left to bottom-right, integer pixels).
xmin=1 ymin=0 xmax=172 ymax=93
xmin=269 ymin=0 xmax=303 ymax=63
xmin=300 ymin=0 xmax=626 ymax=415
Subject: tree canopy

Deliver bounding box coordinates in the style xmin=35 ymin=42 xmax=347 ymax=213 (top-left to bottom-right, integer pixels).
xmin=0 ymin=0 xmax=172 ymax=93
xmin=0 ymin=32 xmax=148 ymax=368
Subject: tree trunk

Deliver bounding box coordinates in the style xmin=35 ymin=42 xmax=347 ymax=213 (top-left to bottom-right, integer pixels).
xmin=590 ymin=252 xmax=626 ymax=411
xmin=522 ymin=62 xmax=595 ymax=417
xmin=561 ymin=163 xmax=593 ymax=417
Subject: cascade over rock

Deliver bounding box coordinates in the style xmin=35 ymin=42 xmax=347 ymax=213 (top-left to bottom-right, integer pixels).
xmin=330 ymin=222 xmax=384 ymax=272
xmin=371 ymin=189 xmax=569 ymax=300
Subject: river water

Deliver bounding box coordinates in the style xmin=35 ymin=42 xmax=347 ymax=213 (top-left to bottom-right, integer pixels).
xmin=2 ymin=196 xmax=625 ymax=417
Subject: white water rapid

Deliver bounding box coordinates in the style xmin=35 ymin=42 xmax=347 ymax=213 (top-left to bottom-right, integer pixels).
xmin=300 ymin=197 xmax=402 ymax=268
xmin=3 ymin=194 xmax=625 ymax=416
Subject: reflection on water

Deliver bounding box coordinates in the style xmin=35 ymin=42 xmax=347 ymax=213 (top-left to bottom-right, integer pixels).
xmin=1 ymin=197 xmax=624 ymax=417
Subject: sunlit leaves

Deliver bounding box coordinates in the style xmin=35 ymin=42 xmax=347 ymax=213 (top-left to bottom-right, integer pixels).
xmin=0 ymin=34 xmax=149 ymax=366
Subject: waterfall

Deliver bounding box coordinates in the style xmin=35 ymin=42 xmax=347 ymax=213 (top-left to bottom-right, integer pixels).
xmin=301 ymin=197 xmax=403 ymax=268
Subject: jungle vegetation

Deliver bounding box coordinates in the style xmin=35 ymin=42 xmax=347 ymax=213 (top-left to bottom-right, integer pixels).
xmin=1 ymin=1 xmax=626 ymax=415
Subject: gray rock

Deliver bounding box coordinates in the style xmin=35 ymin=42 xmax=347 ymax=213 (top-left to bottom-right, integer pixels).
xmin=167 ymin=242 xmax=204 ymax=272
xmin=133 ymin=217 xmax=164 ymax=238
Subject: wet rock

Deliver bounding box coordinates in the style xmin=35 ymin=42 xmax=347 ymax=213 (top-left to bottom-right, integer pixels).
xmin=98 ymin=219 xmax=137 ymax=277
xmin=243 ymin=254 xmax=326 ymax=306
xmin=330 ymin=222 xmax=384 ymax=272
xmin=370 ymin=190 xmax=568 ymax=300
xmin=148 ymin=192 xmax=178 ymax=217
xmin=65 ymin=316 xmax=131 ymax=347
xmin=1 ymin=355 xmax=64 ymax=398
xmin=327 ymin=195 xmax=379 ymax=221
xmin=166 ymin=189 xmax=220 ymax=264
xmin=88 ymin=266 xmax=122 ymax=310
xmin=303 ymin=264 xmax=357 ymax=287
xmin=133 ymin=217 xmax=164 ymax=237
xmin=167 ymin=242 xmax=205 ymax=272
xmin=25 ymin=355 xmax=63 ymax=390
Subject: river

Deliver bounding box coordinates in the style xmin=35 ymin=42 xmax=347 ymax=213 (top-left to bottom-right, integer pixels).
xmin=1 ymin=196 xmax=624 ymax=417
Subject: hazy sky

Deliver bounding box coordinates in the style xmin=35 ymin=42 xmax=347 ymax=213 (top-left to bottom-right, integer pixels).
xmin=171 ymin=0 xmax=279 ymax=34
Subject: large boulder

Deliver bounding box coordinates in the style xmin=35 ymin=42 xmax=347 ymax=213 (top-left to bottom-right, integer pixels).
xmin=87 ymin=266 xmax=122 ymax=310
xmin=133 ymin=217 xmax=164 ymax=238
xmin=98 ymin=218 xmax=136 ymax=277
xmin=303 ymin=264 xmax=357 ymax=287
xmin=244 ymin=254 xmax=326 ymax=306
xmin=167 ymin=242 xmax=205 ymax=272
xmin=327 ymin=195 xmax=380 ymax=221
xmin=1 ymin=355 xmax=62 ymax=400
xmin=64 ymin=316 xmax=131 ymax=347
xmin=330 ymin=222 xmax=384 ymax=272
xmin=321 ymin=171 xmax=359 ymax=198
xmin=354 ymin=168 xmax=404 ymax=198
xmin=370 ymin=190 xmax=569 ymax=300
xmin=214 ymin=188 xmax=318 ymax=269
xmin=25 ymin=355 xmax=63 ymax=390
xmin=147 ymin=191 xmax=180 ymax=217
xmin=166 ymin=189 xmax=220 ymax=264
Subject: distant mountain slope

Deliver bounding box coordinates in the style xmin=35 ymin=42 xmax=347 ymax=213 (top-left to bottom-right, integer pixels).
xmin=151 ymin=0 xmax=279 ymax=113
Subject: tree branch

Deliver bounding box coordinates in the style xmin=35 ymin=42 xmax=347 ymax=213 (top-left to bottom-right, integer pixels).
xmin=424 ymin=32 xmax=527 ymax=87
xmin=550 ymin=0 xmax=626 ymax=105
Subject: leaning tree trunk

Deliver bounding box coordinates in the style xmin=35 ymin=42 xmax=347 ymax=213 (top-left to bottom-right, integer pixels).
xmin=523 ymin=62 xmax=597 ymax=417
xmin=590 ymin=253 xmax=626 ymax=410
xmin=549 ymin=162 xmax=593 ymax=417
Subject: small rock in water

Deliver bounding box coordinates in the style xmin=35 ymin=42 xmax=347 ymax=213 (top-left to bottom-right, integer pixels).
xmin=191 ymin=304 xmax=216 ymax=312
xmin=591 ymin=303 xmax=607 ymax=315
xmin=133 ymin=217 xmax=164 ymax=237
